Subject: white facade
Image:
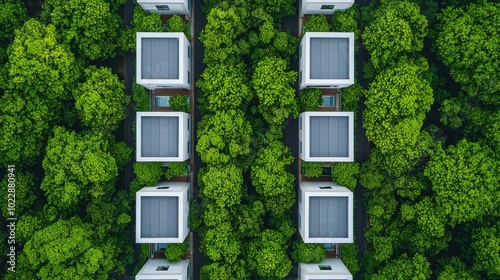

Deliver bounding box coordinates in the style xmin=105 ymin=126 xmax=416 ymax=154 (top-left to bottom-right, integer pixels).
xmin=136 ymin=112 xmax=191 ymax=162
xmin=299 ymin=258 xmax=352 ymax=280
xmin=136 ymin=32 xmax=192 ymax=90
xmin=137 ymin=0 xmax=191 ymax=16
xmin=300 ymin=0 xmax=354 ymax=17
xmin=299 ymin=111 xmax=354 ymax=162
xmin=136 ymin=182 xmax=190 ymax=243
xmin=299 ymin=32 xmax=354 ymax=89
xmin=136 ymin=259 xmax=190 ymax=280
xmin=298 ymin=181 xmax=353 ymax=243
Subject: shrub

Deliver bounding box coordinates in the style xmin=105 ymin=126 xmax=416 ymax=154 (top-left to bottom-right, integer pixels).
xmin=341 ymin=82 xmax=362 ymax=113
xmin=291 ymin=240 xmax=325 ymax=263
xmin=169 ymin=94 xmax=190 ymax=112
xmin=303 ymin=161 xmax=323 ymax=178
xmin=299 ymin=87 xmax=322 ymax=111
xmin=165 ymin=241 xmax=190 ymax=263
xmin=341 ymin=242 xmax=360 ymax=274
xmin=165 ymin=15 xmax=191 ymax=40
xmin=133 ymin=82 xmax=149 ymax=111
xmin=332 ymin=162 xmax=360 ymax=191
xmin=133 ymin=162 xmax=164 ymax=186
xmin=304 ymin=15 xmax=330 ymax=33
xmin=165 ymin=161 xmax=188 ymax=179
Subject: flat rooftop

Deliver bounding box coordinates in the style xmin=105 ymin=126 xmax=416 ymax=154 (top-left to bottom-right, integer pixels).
xmin=141 ymin=37 xmax=179 ymax=80
xmin=309 ymin=116 xmax=349 ymax=158
xmin=140 ymin=196 xmax=179 ymax=238
xmin=310 ymin=37 xmax=349 ymax=80
xmin=309 ymin=196 xmax=349 ymax=238
xmin=141 ymin=116 xmax=179 ymax=158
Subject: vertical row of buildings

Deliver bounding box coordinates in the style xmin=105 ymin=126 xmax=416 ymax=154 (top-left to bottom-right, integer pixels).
xmin=132 ymin=0 xmax=356 ymax=279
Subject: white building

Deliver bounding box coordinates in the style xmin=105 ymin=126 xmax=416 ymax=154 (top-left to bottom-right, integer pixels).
xmin=299 ymin=258 xmax=352 ymax=280
xmin=299 ymin=32 xmax=354 ymax=89
xmin=136 ymin=259 xmax=191 ymax=280
xmin=300 ymin=0 xmax=354 ymax=17
xmin=136 ymin=112 xmax=191 ymax=162
xmin=137 ymin=32 xmax=192 ymax=90
xmin=299 ymin=111 xmax=354 ymax=162
xmin=137 ymin=0 xmax=191 ymax=16
xmin=136 ymin=182 xmax=190 ymax=243
xmin=298 ymin=181 xmax=353 ymax=243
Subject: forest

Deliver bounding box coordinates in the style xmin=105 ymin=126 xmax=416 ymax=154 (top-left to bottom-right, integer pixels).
xmin=0 ymin=0 xmax=499 ymax=279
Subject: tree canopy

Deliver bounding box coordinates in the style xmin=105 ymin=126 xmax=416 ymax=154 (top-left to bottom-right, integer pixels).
xmin=435 ymin=1 xmax=500 ymax=104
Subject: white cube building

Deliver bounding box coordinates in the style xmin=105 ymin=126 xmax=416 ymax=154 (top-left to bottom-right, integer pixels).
xmin=137 ymin=0 xmax=191 ymax=16
xmin=136 ymin=259 xmax=191 ymax=280
xmin=136 ymin=112 xmax=191 ymax=162
xmin=298 ymin=182 xmax=353 ymax=243
xmin=300 ymin=0 xmax=354 ymax=17
xmin=299 ymin=32 xmax=354 ymax=89
xmin=299 ymin=258 xmax=352 ymax=280
xmin=137 ymin=32 xmax=192 ymax=90
xmin=299 ymin=111 xmax=354 ymax=162
xmin=136 ymin=182 xmax=190 ymax=243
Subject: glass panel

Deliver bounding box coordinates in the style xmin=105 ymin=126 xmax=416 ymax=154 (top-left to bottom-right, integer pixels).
xmin=155 ymin=96 xmax=171 ymax=107
xmin=321 ymin=5 xmax=335 ymax=9
xmin=156 ymin=243 xmax=167 ymax=251
xmin=156 ymin=5 xmax=170 ymax=10
xmin=321 ymin=95 xmax=336 ymax=106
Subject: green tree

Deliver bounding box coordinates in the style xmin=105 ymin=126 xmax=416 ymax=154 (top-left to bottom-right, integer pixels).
xmin=304 ymin=15 xmax=330 ymax=32
xmin=252 ymin=56 xmax=298 ymax=125
xmin=424 ymin=140 xmax=500 ymax=225
xmin=298 ymin=87 xmax=322 ymax=112
xmin=133 ymin=162 xmax=164 ymax=187
xmin=3 ymin=19 xmax=80 ymax=100
xmin=303 ymin=161 xmax=323 ymax=178
xmin=291 ymin=240 xmax=325 ymax=263
xmin=363 ymin=59 xmax=433 ymax=155
xmin=165 ymin=241 xmax=189 ymax=263
xmin=362 ymin=0 xmax=427 ymax=69
xmin=371 ymin=253 xmax=431 ymax=280
xmin=165 ymin=161 xmax=187 ymax=179
xmin=471 ymin=224 xmax=500 ymax=277
xmin=234 ymin=200 xmax=265 ymax=238
xmin=133 ymin=81 xmax=150 ymax=111
xmin=197 ymin=62 xmax=252 ymax=112
xmin=23 ymin=217 xmax=120 ymax=279
xmin=199 ymin=7 xmax=246 ymax=64
xmin=436 ymin=257 xmax=480 ymax=280
xmin=251 ymin=141 xmax=294 ymax=197
xmin=435 ymin=2 xmax=500 ymax=104
xmin=165 ymin=15 xmax=191 ymax=39
xmin=332 ymin=162 xmax=360 ymax=191
xmin=74 ymin=66 xmax=129 ymax=132
xmin=0 ymin=93 xmax=51 ymax=167
xmin=41 ymin=127 xmax=118 ymax=209
xmin=201 ymin=222 xmax=241 ymax=264
xmin=331 ymin=6 xmax=360 ymax=40
xmin=169 ymin=94 xmax=190 ymax=112
xmin=0 ymin=172 xmax=37 ymax=217
xmin=247 ymin=230 xmax=292 ymax=279
xmin=201 ymin=260 xmax=250 ymax=280
xmin=200 ymin=165 xmax=244 ymax=208
xmin=42 ymin=0 xmax=122 ymax=60
xmin=0 ymin=0 xmax=27 ymax=42
xmin=196 ymin=110 xmax=252 ymax=166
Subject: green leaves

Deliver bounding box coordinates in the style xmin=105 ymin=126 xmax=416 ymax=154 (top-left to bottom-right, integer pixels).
xmin=298 ymin=87 xmax=322 ymax=112
xmin=363 ymin=59 xmax=433 ymax=156
xmin=252 ymin=56 xmax=298 ymax=126
xmin=424 ymin=140 xmax=500 ymax=226
xmin=42 ymin=0 xmax=122 ymax=60
xmin=73 ymin=66 xmax=129 ymax=133
xmin=197 ymin=62 xmax=252 ymax=112
xmin=435 ymin=2 xmax=500 ymax=103
xmin=291 ymin=240 xmax=325 ymax=263
xmin=362 ymin=0 xmax=427 ymax=69
xmin=200 ymin=165 xmax=244 ymax=208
